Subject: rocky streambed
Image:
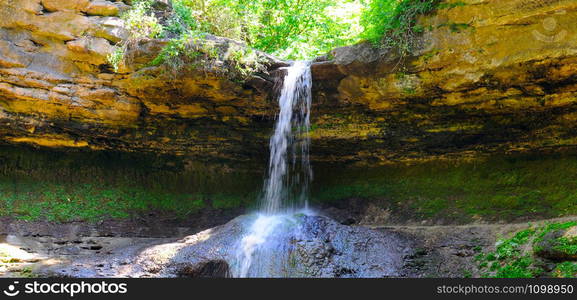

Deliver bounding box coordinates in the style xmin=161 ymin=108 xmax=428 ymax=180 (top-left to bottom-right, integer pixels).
xmin=31 ymin=214 xmax=415 ymax=278
xmin=4 ymin=213 xmax=577 ymax=278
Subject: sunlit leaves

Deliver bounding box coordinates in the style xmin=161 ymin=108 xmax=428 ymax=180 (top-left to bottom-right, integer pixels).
xmin=177 ymin=0 xmax=366 ymax=59
xmin=120 ymin=0 xmax=440 ymax=61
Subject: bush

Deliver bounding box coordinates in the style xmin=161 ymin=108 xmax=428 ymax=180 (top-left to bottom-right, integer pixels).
xmin=107 ymin=0 xmax=164 ymax=71
xmin=122 ymin=0 xmax=164 ymax=40
xmin=360 ymin=0 xmax=441 ymax=55
xmin=110 ymin=0 xmax=445 ymax=71
xmin=165 ymin=0 xmax=198 ymax=36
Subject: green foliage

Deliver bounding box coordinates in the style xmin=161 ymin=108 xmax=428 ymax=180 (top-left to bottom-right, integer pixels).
xmin=553 ymin=262 xmax=577 ymax=278
xmin=115 ymin=0 xmax=367 ymax=62
xmin=493 ymin=256 xmax=541 ymax=278
xmin=227 ymin=46 xmax=263 ymax=77
xmin=107 ymin=47 xmax=125 ymax=72
xmin=206 ymin=0 xmax=363 ymax=59
xmin=532 ymin=221 xmax=577 ymax=255
xmin=496 ymin=229 xmax=535 ymax=260
xmin=112 ymin=0 xmax=449 ymax=68
xmin=111 ymin=0 xmax=268 ymax=78
xmin=311 ymin=154 xmax=577 ymax=222
xmin=122 ymin=0 xmax=164 ymax=40
xmin=534 ymin=221 xmax=577 ymax=242
xmin=165 ymin=0 xmax=198 ymax=36
xmin=475 ymin=222 xmax=577 ymax=278
xmin=107 ymin=0 xmax=165 ymax=71
xmin=0 ymin=181 xmax=210 ymax=222
xmin=475 ymin=228 xmax=542 ymax=278
xmin=553 ymin=237 xmax=577 ymax=255
xmin=360 ymin=0 xmax=440 ymax=55
xmin=0 ymin=145 xmax=262 ymax=223
xmin=149 ymin=30 xmax=204 ymax=68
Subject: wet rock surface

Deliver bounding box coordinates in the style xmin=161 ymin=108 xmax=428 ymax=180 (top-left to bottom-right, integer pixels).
xmin=34 ymin=215 xmax=415 ymax=278
xmin=287 ymin=215 xmax=414 ymax=277
xmin=6 ymin=214 xmax=577 ymax=278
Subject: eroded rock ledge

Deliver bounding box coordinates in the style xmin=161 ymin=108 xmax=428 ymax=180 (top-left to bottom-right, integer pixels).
xmin=0 ymin=0 xmax=283 ymax=161
xmin=1 ymin=0 xmax=577 ymax=163
xmin=311 ymin=0 xmax=577 ymax=163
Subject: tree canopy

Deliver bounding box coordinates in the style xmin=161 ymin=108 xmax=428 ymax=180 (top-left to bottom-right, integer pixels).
xmin=119 ymin=0 xmax=440 ymax=61
xmin=172 ymin=0 xmax=366 ymax=60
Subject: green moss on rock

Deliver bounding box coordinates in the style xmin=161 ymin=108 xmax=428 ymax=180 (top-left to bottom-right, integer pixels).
xmin=476 ymin=221 xmax=577 ymax=278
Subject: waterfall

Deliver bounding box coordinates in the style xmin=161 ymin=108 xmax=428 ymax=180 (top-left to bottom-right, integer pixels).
xmin=262 ymin=61 xmax=313 ymax=214
xmin=233 ymin=61 xmax=313 ymax=277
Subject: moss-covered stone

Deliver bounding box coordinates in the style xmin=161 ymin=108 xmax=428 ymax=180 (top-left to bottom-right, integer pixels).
xmin=535 ymin=226 xmax=577 ymax=261
xmin=475 ymin=221 xmax=577 ymax=278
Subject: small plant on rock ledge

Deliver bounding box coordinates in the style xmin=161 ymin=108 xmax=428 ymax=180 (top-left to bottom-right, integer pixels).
xmin=107 ymin=0 xmax=165 ymax=72
xmin=475 ymin=221 xmax=577 ymax=278
xmin=108 ymin=0 xmax=266 ymax=80
xmin=360 ymin=0 xmax=443 ymax=58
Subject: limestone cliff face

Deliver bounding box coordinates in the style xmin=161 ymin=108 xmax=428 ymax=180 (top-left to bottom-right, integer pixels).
xmin=0 ymin=0 xmax=576 ymax=163
xmin=0 ymin=0 xmax=281 ymax=161
xmin=311 ymin=0 xmax=577 ymax=163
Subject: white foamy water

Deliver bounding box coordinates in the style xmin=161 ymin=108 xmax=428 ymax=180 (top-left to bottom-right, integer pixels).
xmin=233 ymin=61 xmax=313 ymax=277
xmin=235 ymin=214 xmax=284 ymax=278
xmin=262 ymin=61 xmax=313 ymax=214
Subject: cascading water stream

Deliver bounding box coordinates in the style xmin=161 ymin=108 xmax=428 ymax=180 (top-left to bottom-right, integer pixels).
xmin=262 ymin=61 xmax=313 ymax=214
xmin=233 ymin=61 xmax=313 ymax=277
